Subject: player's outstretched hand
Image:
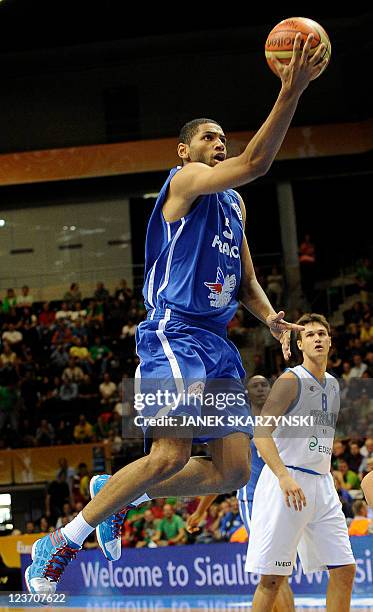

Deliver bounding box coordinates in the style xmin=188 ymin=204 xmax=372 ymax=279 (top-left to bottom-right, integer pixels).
xmin=279 ymin=474 xmax=307 ymax=511
xmin=268 ymin=32 xmax=329 ymax=93
xmin=186 ymin=511 xmax=204 ymax=534
xmin=266 ymin=311 xmax=304 ymax=361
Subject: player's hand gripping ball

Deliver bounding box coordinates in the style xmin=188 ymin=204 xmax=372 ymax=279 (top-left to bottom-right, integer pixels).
xmin=265 ymin=17 xmax=331 ymax=78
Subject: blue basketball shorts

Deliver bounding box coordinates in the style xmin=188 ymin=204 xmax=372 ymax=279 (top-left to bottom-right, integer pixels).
xmin=134 ymin=309 xmax=253 ymax=450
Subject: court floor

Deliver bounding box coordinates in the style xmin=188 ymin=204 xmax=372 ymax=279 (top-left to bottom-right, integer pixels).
xmin=2 ymin=594 xmax=373 ymax=611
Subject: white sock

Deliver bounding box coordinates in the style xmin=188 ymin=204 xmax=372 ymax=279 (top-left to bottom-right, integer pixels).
xmin=62 ymin=512 xmax=94 ymax=547
xmin=131 ymin=492 xmax=151 ymax=506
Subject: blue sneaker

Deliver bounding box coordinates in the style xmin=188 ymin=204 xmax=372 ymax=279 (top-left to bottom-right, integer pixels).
xmin=90 ymin=474 xmax=131 ymax=561
xmin=25 ymin=528 xmax=81 ymax=593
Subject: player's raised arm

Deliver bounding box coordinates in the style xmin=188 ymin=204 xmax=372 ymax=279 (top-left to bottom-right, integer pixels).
xmin=169 ymin=33 xmax=327 ymax=200
xmin=254 ymin=371 xmax=307 ymax=511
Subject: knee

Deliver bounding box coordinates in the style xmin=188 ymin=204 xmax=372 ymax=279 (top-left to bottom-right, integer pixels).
xmin=224 ymin=462 xmax=250 ymax=490
xmin=259 ymin=574 xmax=286 ymax=593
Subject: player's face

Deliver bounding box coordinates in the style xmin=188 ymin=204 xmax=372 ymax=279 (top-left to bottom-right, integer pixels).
xmin=297 ymin=322 xmax=331 ymax=359
xmin=186 ymin=123 xmax=227 ymax=166
xmin=247 ymin=377 xmax=270 ymax=408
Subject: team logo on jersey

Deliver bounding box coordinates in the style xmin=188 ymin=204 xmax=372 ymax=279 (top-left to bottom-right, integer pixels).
xmin=204 ymin=267 xmax=236 ymax=308
xmin=309 ymin=386 xmax=316 ymax=392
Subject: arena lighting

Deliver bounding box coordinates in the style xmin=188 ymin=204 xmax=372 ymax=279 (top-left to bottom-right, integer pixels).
xmin=0 ymin=219 xmax=5 ymax=227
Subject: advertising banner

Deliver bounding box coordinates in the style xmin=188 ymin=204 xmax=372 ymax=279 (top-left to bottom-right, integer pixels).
xmin=21 ymin=537 xmax=373 ymax=596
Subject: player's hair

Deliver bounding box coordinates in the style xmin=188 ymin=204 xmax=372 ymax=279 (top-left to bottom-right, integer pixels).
xmin=179 ymin=118 xmax=221 ymax=145
xmin=295 ymin=313 xmax=331 ymax=342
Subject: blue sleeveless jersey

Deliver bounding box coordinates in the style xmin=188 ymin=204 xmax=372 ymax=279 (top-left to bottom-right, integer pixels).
xmin=143 ymin=166 xmax=244 ymax=331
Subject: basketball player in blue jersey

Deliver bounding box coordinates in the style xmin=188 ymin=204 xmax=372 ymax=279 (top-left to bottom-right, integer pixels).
xmin=246 ymin=314 xmax=355 ymax=612
xmin=25 ymin=34 xmax=329 ymax=594
xmin=187 ymin=375 xmax=295 ymax=612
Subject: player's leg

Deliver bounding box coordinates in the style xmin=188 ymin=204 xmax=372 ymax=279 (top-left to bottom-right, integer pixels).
xmin=238 ymin=498 xmax=295 ymax=612
xmin=326 ymin=564 xmax=356 ymax=612
xmin=83 ymin=435 xmax=192 ymax=526
xmin=25 ymin=435 xmax=192 ymax=593
xmin=273 ymin=580 xmax=295 ymax=612
xmin=252 ymin=575 xmax=287 ymax=611
xmin=147 ymin=432 xmax=251 ymax=497
xmin=362 ymin=471 xmax=373 ymax=506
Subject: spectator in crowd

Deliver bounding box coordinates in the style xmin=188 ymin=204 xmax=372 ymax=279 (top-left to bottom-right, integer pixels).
xmin=333 ymin=475 xmax=354 ymax=519
xmin=51 ymin=321 xmax=73 ymax=346
xmin=333 ymin=458 xmax=361 ymax=491
xmin=350 ymin=354 xmax=368 ymax=378
xmin=0 ymin=341 xmax=17 ymax=370
xmin=348 ymin=441 xmax=364 ymax=473
xmin=45 ymin=471 xmax=70 ymax=526
xmin=63 ymin=283 xmax=82 ymax=305
xmin=218 ymin=497 xmax=244 ymax=542
xmin=55 ymin=502 xmax=74 ymax=529
xmin=59 ymin=379 xmax=79 ymax=403
xmin=89 ymin=336 xmax=112 ymax=375
xmin=73 ymin=414 xmax=94 ymax=443
xmin=35 ymin=419 xmax=55 ymax=446
xmin=38 ymin=302 xmax=56 ymax=328
xmin=71 ymin=463 xmax=90 ymax=505
xmin=55 ymin=302 xmax=73 ymax=322
xmin=266 ymin=265 xmax=284 ymax=309
xmin=115 ymin=279 xmax=132 ymax=306
xmin=69 ymin=302 xmax=87 ymax=322
xmin=2 ymin=323 xmax=23 ymax=348
xmin=62 ymin=359 xmax=84 ymax=383
xmin=1 ymin=288 xmax=17 ymax=314
xmin=86 ymin=300 xmax=104 ymax=325
xmin=121 ymin=319 xmax=137 ymax=338
xmin=359 ymin=439 xmax=373 ymax=477
xmin=16 ymin=286 xmax=34 ymax=309
xmin=25 ymin=520 xmax=36 ymax=534
xmin=342 ymin=361 xmax=353 ymax=383
xmin=78 ymin=374 xmax=99 ymax=413
xmin=134 ymin=509 xmax=159 ymax=548
xmin=332 ymin=440 xmax=351 ymax=470
xmin=50 ymin=345 xmax=69 ymax=372
xmin=348 ymin=501 xmax=373 ymax=536
xmin=99 ymin=372 xmax=117 ymax=407
xmin=94 ymin=282 xmax=110 ymax=302
xmin=152 ymin=504 xmax=186 ymax=546
xmin=38 ymin=516 xmax=52 ymax=534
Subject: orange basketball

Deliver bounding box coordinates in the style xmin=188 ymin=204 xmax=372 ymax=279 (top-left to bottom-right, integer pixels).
xmin=265 ymin=17 xmax=331 ymax=78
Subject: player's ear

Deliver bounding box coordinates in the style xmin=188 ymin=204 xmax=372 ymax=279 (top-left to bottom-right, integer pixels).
xmin=178 ymin=143 xmax=190 ymax=162
xmin=297 ymin=339 xmax=302 ymax=351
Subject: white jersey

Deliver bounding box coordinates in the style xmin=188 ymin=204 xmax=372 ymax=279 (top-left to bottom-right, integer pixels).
xmin=273 ymin=364 xmax=340 ymax=475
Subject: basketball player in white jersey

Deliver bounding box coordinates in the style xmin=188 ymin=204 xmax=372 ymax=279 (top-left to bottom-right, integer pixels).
xmin=187 ymin=375 xmax=295 ymax=611
xmin=246 ymin=313 xmax=355 ymax=612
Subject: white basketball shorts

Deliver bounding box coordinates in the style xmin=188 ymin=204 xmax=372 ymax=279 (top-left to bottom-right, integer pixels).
xmin=245 ymin=465 xmax=355 ymax=575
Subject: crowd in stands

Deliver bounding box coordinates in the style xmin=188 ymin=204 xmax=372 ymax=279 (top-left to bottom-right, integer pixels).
xmin=1 ymin=263 xmax=372 ymax=541
xmin=0 ymin=279 xmax=143 ymax=451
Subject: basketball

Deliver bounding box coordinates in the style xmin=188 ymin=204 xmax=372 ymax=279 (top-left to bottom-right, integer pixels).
xmin=265 ymin=17 xmax=331 ymax=78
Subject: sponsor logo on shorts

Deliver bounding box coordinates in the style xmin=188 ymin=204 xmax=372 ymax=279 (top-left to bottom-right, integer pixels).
xmin=275 ymin=561 xmax=292 ymax=567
